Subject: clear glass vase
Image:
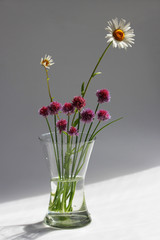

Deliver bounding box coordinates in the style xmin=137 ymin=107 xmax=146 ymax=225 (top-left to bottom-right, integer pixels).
xmin=39 ymin=132 xmax=95 ymax=229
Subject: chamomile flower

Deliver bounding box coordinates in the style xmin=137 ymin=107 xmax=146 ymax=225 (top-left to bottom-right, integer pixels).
xmin=40 ymin=55 xmax=54 ymax=69
xmin=105 ymin=18 xmax=135 ymax=49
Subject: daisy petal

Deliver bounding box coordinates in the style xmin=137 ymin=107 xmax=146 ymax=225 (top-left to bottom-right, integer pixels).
xmin=112 ymin=18 xmax=119 ymax=29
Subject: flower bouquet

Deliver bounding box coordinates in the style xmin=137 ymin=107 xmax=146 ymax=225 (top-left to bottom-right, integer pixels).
xmin=38 ymin=18 xmax=135 ymax=228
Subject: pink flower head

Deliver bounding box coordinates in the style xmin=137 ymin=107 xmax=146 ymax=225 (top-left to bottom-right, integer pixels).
xmin=38 ymin=106 xmax=49 ymax=117
xmin=68 ymin=126 xmax=79 ymax=136
xmin=48 ymin=101 xmax=62 ymax=115
xmin=62 ymin=102 xmax=75 ymax=115
xmin=97 ymin=110 xmax=111 ymax=121
xmin=72 ymin=96 xmax=86 ymax=111
xmin=80 ymin=108 xmax=95 ymax=123
xmin=96 ymin=89 xmax=111 ymax=104
xmin=56 ymin=119 xmax=67 ymax=134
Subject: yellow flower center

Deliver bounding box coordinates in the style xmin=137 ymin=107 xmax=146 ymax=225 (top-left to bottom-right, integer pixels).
xmin=42 ymin=59 xmax=50 ymax=66
xmin=113 ymin=29 xmax=125 ymax=41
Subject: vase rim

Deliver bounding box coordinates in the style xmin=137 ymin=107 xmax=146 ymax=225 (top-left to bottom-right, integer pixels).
xmin=38 ymin=132 xmax=96 ymax=143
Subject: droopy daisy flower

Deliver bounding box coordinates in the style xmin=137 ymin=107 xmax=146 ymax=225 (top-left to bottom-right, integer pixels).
xmin=40 ymin=55 xmax=54 ymax=69
xmin=81 ymin=109 xmax=95 ymax=123
xmin=97 ymin=110 xmax=111 ymax=121
xmin=56 ymin=119 xmax=67 ymax=134
xmin=105 ymin=18 xmax=135 ymax=49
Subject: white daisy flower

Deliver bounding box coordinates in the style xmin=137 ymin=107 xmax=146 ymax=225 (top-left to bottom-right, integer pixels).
xmin=40 ymin=55 xmax=54 ymax=69
xmin=105 ymin=18 xmax=135 ymax=49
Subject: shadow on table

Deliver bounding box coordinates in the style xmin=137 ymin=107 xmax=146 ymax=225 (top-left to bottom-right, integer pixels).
xmin=0 ymin=221 xmax=59 ymax=240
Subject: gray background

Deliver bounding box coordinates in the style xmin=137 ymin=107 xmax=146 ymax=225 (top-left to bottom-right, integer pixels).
xmin=0 ymin=0 xmax=160 ymax=202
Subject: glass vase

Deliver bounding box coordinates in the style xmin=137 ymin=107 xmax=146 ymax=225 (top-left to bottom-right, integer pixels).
xmin=39 ymin=132 xmax=95 ymax=229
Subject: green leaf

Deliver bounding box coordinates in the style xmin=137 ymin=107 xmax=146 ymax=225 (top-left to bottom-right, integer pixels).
xmin=63 ymin=131 xmax=70 ymax=137
xmin=64 ymin=151 xmax=72 ymax=169
xmin=90 ymin=117 xmax=123 ymax=140
xmin=73 ymin=118 xmax=79 ymax=127
xmin=92 ymin=72 xmax=102 ymax=77
xmin=81 ymin=82 xmax=85 ymax=96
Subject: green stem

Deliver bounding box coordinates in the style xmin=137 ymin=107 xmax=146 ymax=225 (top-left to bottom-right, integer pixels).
xmin=45 ymin=117 xmax=60 ymax=177
xmin=71 ymin=112 xmax=81 ymax=177
xmin=67 ymin=115 xmax=70 ymax=132
xmin=54 ymin=115 xmax=61 ymax=178
xmin=83 ymin=41 xmax=112 ymax=97
xmin=73 ymin=107 xmax=100 ymax=178
xmin=74 ymin=141 xmax=89 ymax=178
xmin=71 ymin=109 xmax=78 ymax=126
xmin=84 ymin=103 xmax=99 ymax=142
xmin=67 ymin=181 xmax=76 ymax=211
xmin=90 ymin=117 xmax=123 ymax=140
xmin=61 ymin=132 xmax=64 ymax=178
xmin=78 ymin=123 xmax=86 ymax=148
xmin=77 ymin=112 xmax=81 ymax=132
xmin=65 ymin=115 xmax=71 ymax=179
xmin=67 ymin=115 xmax=70 ymax=149
xmin=95 ymin=103 xmax=99 ymax=114
xmin=75 ymin=143 xmax=90 ymax=176
xmin=74 ymin=123 xmax=86 ymax=171
xmin=62 ymin=182 xmax=67 ymax=212
xmin=89 ymin=121 xmax=100 ymax=140
xmin=44 ymin=67 xmax=53 ymax=102
xmin=71 ymin=135 xmax=73 ymax=147
xmin=72 ymin=42 xmax=112 ymax=127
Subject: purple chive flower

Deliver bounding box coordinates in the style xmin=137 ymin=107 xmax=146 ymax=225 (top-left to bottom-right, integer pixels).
xmin=68 ymin=126 xmax=79 ymax=136
xmin=80 ymin=108 xmax=95 ymax=123
xmin=62 ymin=102 xmax=75 ymax=115
xmin=72 ymin=96 xmax=86 ymax=111
xmin=48 ymin=101 xmax=62 ymax=115
xmin=96 ymin=89 xmax=111 ymax=104
xmin=56 ymin=119 xmax=67 ymax=134
xmin=97 ymin=110 xmax=111 ymax=121
xmin=38 ymin=106 xmax=49 ymax=117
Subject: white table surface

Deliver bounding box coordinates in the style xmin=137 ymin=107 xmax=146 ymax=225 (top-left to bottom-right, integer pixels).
xmin=1 ymin=166 xmax=160 ymax=240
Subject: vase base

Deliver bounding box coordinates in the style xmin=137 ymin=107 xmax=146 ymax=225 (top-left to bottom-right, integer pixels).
xmin=44 ymin=210 xmax=91 ymax=229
